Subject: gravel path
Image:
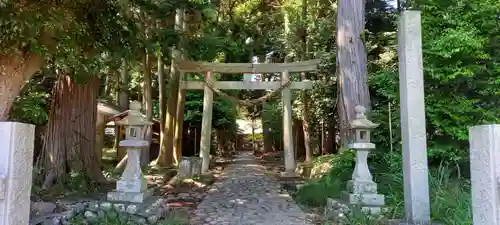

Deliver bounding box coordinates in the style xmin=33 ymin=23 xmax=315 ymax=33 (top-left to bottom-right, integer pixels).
xmin=191 ymin=151 xmax=311 ymax=225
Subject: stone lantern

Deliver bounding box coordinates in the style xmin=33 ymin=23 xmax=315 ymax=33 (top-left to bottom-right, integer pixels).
xmin=342 ymin=105 xmax=384 ymax=214
xmin=107 ymin=101 xmax=153 ymax=203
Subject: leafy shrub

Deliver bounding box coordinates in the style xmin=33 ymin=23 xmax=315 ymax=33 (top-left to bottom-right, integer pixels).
xmin=295 ymin=150 xmax=473 ymax=225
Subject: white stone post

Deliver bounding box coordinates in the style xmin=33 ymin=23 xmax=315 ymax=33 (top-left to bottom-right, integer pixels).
xmin=469 ymin=125 xmax=500 ymax=225
xmin=342 ymin=106 xmax=384 ymax=213
xmin=0 ymin=122 xmax=35 ymax=225
xmin=398 ymin=10 xmax=431 ymax=224
xmin=281 ymin=68 xmax=296 ymax=177
xmin=200 ymin=71 xmax=214 ymax=173
xmin=107 ymin=101 xmax=153 ymax=203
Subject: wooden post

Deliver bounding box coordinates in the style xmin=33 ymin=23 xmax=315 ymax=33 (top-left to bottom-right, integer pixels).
xmin=200 ymin=71 xmax=214 ymax=173
xmin=281 ymin=69 xmax=296 ymax=177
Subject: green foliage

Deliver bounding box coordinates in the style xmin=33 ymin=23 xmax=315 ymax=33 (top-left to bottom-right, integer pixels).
xmin=68 ymin=209 xmax=188 ymax=225
xmin=262 ymin=100 xmax=283 ymax=145
xmin=367 ymin=0 xmax=500 ymax=166
xmin=295 ymin=152 xmax=473 ymax=225
xmin=183 ymin=90 xmax=238 ymax=131
xmin=294 ymin=151 xmax=355 ymax=206
xmin=9 ymin=72 xmax=55 ymax=124
xmin=11 ymin=89 xmax=49 ymax=125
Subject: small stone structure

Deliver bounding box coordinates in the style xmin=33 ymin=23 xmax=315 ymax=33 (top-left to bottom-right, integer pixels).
xmin=342 ymin=106 xmax=384 ymax=213
xmin=469 ymin=124 xmax=500 ymax=225
xmin=38 ymin=102 xmax=169 ymax=224
xmin=0 ymin=122 xmax=35 ymax=225
xmin=324 ymin=106 xmax=384 ymax=221
xmin=178 ymin=156 xmax=203 ymax=179
xmin=107 ymin=101 xmax=153 ymax=203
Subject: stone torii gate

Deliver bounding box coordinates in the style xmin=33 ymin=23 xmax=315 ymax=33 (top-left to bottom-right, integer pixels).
xmin=175 ymin=59 xmax=321 ymax=176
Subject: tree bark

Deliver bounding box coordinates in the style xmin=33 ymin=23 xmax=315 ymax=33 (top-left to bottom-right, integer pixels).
xmin=173 ymin=10 xmax=188 ymax=164
xmin=42 ymin=75 xmax=106 ymax=188
xmin=0 ymin=53 xmax=44 ymax=120
xmin=336 ymin=0 xmax=371 ymax=146
xmin=115 ymin=66 xmax=126 ymax=161
xmin=326 ymin=121 xmax=337 ymax=154
xmin=143 ymin=52 xmax=153 ymax=167
xmin=158 ymin=54 xmax=167 ymax=163
xmin=156 ymin=8 xmax=184 ymax=167
xmin=300 ymin=0 xmax=312 ymax=164
xmin=262 ymin=104 xmax=273 ymax=153
xmin=173 ymin=71 xmax=186 ymax=163
xmin=119 ymin=60 xmax=130 ymax=109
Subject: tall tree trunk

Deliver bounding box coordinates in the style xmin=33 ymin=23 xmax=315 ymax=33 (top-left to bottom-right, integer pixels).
xmin=336 ymin=0 xmax=371 ymax=146
xmin=119 ymin=60 xmax=130 ymax=109
xmin=156 ymin=8 xmax=184 ymax=167
xmin=300 ymin=0 xmax=312 ymax=164
xmin=173 ymin=14 xmax=188 ymax=164
xmin=301 ymin=78 xmax=312 ymax=162
xmin=173 ymin=71 xmax=186 ymax=162
xmin=321 ymin=120 xmax=326 ymax=155
xmin=42 ymin=75 xmax=106 ymax=188
xmin=0 ymin=53 xmax=43 ymax=120
xmin=143 ymin=52 xmax=153 ymax=167
xmin=262 ymin=102 xmax=273 ymax=153
xmin=158 ymin=54 xmax=167 ymax=163
xmin=114 ymin=66 xmax=126 ymax=161
xmin=100 ymin=73 xmax=108 ymax=97
xmin=325 ymin=121 xmax=337 ymax=154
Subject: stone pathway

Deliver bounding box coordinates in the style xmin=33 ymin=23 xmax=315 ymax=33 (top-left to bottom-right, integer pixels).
xmin=191 ymin=151 xmax=311 ymax=225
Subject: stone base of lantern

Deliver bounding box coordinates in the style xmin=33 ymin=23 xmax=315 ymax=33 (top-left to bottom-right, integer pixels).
xmin=280 ymin=171 xmax=299 ymax=178
xmin=107 ymin=174 xmax=152 ymax=203
xmin=340 ymin=179 xmax=385 ymax=215
xmin=346 ymin=180 xmax=378 ymax=193
xmin=341 ymin=192 xmax=385 ymax=207
xmin=107 ymin=189 xmax=154 ymax=203
xmin=107 ymin=188 xmax=154 ymax=204
xmin=324 ymin=198 xmax=383 ymax=223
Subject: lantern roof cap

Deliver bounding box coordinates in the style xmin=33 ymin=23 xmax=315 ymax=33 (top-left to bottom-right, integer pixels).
xmin=115 ymin=101 xmax=153 ymax=126
xmin=348 ymin=105 xmax=378 ymax=129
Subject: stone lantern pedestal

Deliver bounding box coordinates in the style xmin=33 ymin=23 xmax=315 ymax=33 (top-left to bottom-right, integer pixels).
xmin=107 ymin=140 xmax=153 ymax=203
xmin=341 ymin=106 xmax=384 ymax=214
xmin=46 ymin=101 xmax=170 ymax=224
xmin=106 ymin=101 xmax=154 ymax=203
xmin=325 ymin=106 xmax=384 ymax=222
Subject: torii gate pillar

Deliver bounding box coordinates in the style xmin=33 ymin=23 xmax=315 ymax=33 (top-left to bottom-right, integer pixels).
xmin=281 ymin=69 xmax=297 ymax=177
xmin=177 ymin=59 xmax=320 ymax=176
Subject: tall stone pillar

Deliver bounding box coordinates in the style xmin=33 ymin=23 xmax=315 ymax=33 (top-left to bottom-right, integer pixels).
xmin=469 ymin=125 xmax=500 ymax=225
xmin=0 ymin=122 xmax=35 ymax=225
xmin=281 ymin=69 xmax=296 ymax=177
xmin=398 ymin=10 xmax=431 ymax=224
xmin=200 ymin=71 xmax=214 ymax=173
